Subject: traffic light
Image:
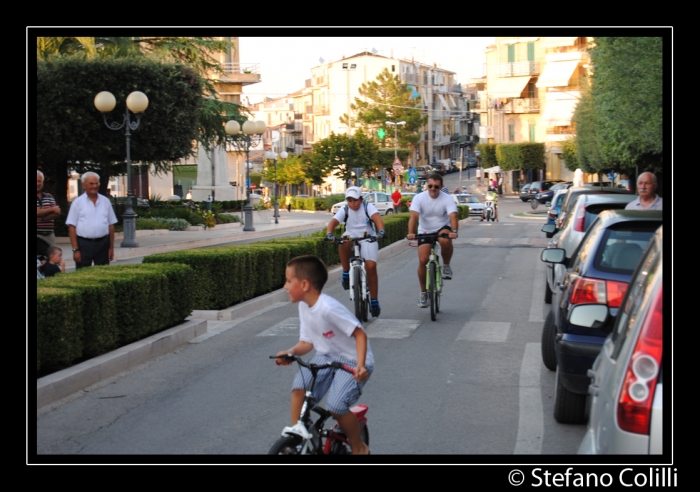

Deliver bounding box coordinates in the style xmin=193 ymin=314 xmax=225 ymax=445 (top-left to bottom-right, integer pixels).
xmin=377 ymin=128 xmax=386 ymax=139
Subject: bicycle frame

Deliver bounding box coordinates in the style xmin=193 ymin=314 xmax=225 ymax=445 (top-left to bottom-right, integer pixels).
xmin=270 ymin=355 xmax=368 ymax=455
xmin=336 ymin=236 xmax=375 ymax=322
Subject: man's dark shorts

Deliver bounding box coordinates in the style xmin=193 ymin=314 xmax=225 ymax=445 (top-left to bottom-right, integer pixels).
xmin=417 ymin=225 xmax=453 ymax=246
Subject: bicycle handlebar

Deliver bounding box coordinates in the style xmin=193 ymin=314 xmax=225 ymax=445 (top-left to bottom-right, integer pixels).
xmin=332 ymin=236 xmax=377 ymax=244
xmin=270 ymin=355 xmax=356 ymax=375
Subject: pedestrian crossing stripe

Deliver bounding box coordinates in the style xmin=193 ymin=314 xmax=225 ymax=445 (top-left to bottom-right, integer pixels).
xmin=258 ymin=318 xmax=423 ymax=339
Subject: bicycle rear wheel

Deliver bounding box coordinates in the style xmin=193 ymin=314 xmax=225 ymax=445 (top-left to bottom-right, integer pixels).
xmin=429 ymin=262 xmax=437 ymax=321
xmin=353 ymin=267 xmax=362 ymax=320
xmin=268 ymin=435 xmax=304 ymax=455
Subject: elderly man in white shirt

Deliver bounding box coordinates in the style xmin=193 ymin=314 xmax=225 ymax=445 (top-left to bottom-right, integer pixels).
xmin=625 ymin=172 xmax=663 ymax=211
xmin=66 ymin=172 xmax=118 ymax=268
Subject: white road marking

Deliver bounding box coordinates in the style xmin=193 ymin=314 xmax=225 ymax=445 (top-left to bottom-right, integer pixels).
xmin=529 ymin=259 xmax=545 ymax=322
xmin=456 ymin=322 xmax=511 ymax=342
xmin=257 ymin=317 xmax=300 ymax=337
xmin=190 ymin=302 xmax=290 ymax=343
xmin=514 ymin=342 xmax=544 ymax=454
xmin=365 ymin=319 xmax=422 ymax=339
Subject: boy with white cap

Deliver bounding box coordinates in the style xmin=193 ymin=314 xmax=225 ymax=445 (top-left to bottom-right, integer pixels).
xmin=326 ymin=187 xmax=385 ymax=317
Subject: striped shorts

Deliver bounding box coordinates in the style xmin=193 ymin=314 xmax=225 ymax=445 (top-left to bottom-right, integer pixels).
xmin=292 ymin=353 xmax=373 ymax=415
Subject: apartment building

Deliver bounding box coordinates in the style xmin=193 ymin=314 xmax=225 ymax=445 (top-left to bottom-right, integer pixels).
xmin=483 ymin=36 xmax=590 ymax=189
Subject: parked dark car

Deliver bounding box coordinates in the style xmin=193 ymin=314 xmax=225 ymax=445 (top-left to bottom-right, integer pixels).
xmin=527 ymin=180 xmax=564 ymax=201
xmin=519 ymin=183 xmax=533 ymax=201
xmin=536 ymin=182 xmax=573 ymax=204
xmin=540 ymin=210 xmax=662 ymax=424
xmin=578 ymin=225 xmax=663 ymax=455
xmin=429 ymin=163 xmax=446 ymax=175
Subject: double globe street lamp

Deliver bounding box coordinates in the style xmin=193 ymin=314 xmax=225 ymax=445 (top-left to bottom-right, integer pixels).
xmin=225 ymin=119 xmax=266 ymax=231
xmin=263 ymin=150 xmax=288 ymax=224
xmin=94 ymin=90 xmax=149 ymax=248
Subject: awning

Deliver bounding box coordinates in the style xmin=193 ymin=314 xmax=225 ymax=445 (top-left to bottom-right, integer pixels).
xmin=536 ymin=60 xmax=580 ymax=87
xmin=540 ymin=37 xmax=579 ymax=48
xmin=437 ymin=93 xmax=451 ymax=111
xmin=483 ymin=166 xmax=501 ymax=173
xmin=489 ymin=76 xmax=532 ymax=98
xmin=540 ymin=92 xmax=579 ymax=126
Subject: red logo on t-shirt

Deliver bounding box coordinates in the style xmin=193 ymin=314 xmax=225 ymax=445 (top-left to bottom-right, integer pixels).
xmin=322 ymin=330 xmax=335 ymax=339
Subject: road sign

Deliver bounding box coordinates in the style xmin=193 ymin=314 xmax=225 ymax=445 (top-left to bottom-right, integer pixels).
xmin=251 ymin=183 xmax=256 ymax=189
xmin=474 ymin=150 xmax=481 ymax=156
xmin=393 ymin=157 xmax=402 ymax=168
xmin=245 ymin=178 xmax=250 ymax=188
xmin=606 ymin=172 xmax=618 ymax=181
xmin=408 ymin=168 xmax=417 ymax=178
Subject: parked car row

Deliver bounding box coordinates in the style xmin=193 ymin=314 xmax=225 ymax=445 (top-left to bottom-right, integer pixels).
xmin=329 ymin=191 xmax=396 ymax=216
xmin=536 ymin=184 xmax=663 ymax=455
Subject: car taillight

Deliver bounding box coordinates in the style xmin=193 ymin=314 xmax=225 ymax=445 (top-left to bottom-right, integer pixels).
xmin=573 ymin=204 xmax=586 ymax=232
xmin=617 ymin=286 xmax=662 ymax=434
xmin=569 ymin=277 xmax=628 ymax=308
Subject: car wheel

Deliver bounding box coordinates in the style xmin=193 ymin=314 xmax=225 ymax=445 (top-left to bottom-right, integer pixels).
xmin=385 ymin=209 xmax=393 ymax=215
xmin=521 ymin=198 xmax=528 ymax=202
xmin=544 ymin=275 xmax=553 ymax=304
xmin=541 ymin=309 xmax=556 ymax=370
xmin=553 ymin=366 xmax=588 ymax=424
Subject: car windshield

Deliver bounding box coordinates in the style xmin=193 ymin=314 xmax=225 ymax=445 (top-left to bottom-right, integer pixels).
xmin=594 ymin=228 xmax=657 ymax=274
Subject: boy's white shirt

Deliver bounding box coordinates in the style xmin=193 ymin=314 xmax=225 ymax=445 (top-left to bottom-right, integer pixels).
xmin=299 ymin=293 xmax=374 ymax=366
xmin=332 ymin=202 xmax=379 ymax=238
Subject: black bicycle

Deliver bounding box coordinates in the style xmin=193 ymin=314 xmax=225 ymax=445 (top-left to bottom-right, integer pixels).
xmin=268 ymin=355 xmax=369 ymax=455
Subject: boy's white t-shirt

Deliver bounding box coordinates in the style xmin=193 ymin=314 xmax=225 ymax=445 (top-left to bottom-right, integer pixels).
xmin=409 ymin=190 xmax=458 ymax=233
xmin=332 ymin=202 xmax=379 ymax=238
xmin=299 ymin=293 xmax=374 ymax=366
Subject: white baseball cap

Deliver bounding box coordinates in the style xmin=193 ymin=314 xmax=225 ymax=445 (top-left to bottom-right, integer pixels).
xmin=345 ymin=186 xmax=362 ymax=200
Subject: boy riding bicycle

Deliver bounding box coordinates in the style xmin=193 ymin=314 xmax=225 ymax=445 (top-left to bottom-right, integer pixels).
xmin=275 ymin=255 xmax=373 ymax=455
xmin=406 ymin=173 xmax=459 ymax=308
xmin=326 ymin=186 xmax=385 ymax=317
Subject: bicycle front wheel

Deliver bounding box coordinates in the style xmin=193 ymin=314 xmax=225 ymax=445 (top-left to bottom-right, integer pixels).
xmin=429 ymin=262 xmax=437 ymax=321
xmin=435 ymin=266 xmax=441 ymax=314
xmin=268 ymin=435 xmax=304 ymax=455
xmin=353 ymin=267 xmax=362 ymax=320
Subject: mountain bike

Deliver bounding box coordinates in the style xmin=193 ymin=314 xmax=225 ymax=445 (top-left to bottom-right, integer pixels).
xmin=268 ymin=355 xmax=369 ymax=455
xmin=411 ymin=233 xmax=450 ymax=321
xmin=333 ymin=236 xmax=376 ymax=322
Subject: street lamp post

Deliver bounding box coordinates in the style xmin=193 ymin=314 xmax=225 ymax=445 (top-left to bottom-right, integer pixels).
xmin=94 ymin=90 xmax=149 ymax=248
xmin=225 ymin=119 xmax=266 ymax=231
xmin=264 ymin=150 xmax=288 ymax=224
xmin=385 ymin=121 xmax=406 ymax=158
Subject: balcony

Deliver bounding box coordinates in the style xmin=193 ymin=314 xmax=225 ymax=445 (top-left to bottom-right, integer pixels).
xmin=502 ymin=98 xmax=541 ymax=113
xmin=295 ymin=138 xmax=303 ymax=146
xmin=496 ymin=61 xmax=540 ymax=77
xmin=312 ymin=105 xmax=329 ymax=115
xmin=219 ymin=63 xmax=262 ymax=86
xmin=400 ymin=73 xmax=420 ymax=84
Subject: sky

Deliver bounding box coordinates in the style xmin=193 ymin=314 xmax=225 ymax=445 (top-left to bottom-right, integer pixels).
xmin=237 ymin=36 xmax=495 ymax=105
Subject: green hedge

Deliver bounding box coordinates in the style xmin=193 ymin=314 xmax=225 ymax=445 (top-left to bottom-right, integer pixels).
xmin=36 ymin=263 xmax=193 ymax=376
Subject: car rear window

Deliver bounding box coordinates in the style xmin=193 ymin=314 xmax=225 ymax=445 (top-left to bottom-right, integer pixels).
xmin=583 ymin=203 xmax=630 ymax=230
xmin=594 ymin=228 xmax=657 ymax=274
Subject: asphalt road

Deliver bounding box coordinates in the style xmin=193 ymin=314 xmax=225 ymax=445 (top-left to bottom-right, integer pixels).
xmin=35 ymin=192 xmax=587 ymax=462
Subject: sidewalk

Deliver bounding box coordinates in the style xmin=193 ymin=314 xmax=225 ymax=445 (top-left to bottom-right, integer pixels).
xmin=55 ymin=210 xmax=329 ymax=272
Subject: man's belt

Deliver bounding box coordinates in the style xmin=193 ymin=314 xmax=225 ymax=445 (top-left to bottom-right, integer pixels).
xmin=37 ymin=230 xmax=54 ymax=236
xmin=77 ymin=235 xmax=108 ymax=242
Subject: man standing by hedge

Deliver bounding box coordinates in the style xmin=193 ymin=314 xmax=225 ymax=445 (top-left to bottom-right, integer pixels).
xmin=37 ymin=170 xmax=61 ymax=260
xmin=66 ymin=172 xmax=118 ymax=268
xmin=392 ymin=187 xmax=402 ymax=214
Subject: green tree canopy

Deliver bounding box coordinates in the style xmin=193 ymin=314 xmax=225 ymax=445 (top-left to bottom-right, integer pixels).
xmin=342 ymin=68 xmax=427 ymax=149
xmin=310 ymin=129 xmax=380 ymax=183
xmin=584 ymin=37 xmax=663 ymax=173
xmin=37 ymin=56 xmax=205 ymax=206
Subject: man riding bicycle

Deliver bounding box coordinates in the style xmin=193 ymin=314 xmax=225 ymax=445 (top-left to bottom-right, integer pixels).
xmin=406 ymin=174 xmax=458 ymax=308
xmin=480 ymin=186 xmax=499 ymax=222
xmin=326 ymin=186 xmax=385 ymax=317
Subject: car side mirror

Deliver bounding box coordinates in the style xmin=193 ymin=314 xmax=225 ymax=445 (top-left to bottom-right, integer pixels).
xmin=568 ymin=304 xmax=610 ymax=330
xmin=541 ymin=248 xmax=566 ymax=264
xmin=541 ymin=224 xmax=556 ymax=234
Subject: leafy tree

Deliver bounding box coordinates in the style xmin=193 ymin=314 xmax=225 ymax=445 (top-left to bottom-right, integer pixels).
xmin=560 ymin=138 xmax=579 ymax=172
xmin=277 ymin=155 xmax=307 ymax=187
xmin=586 ymin=37 xmax=663 ymax=172
xmin=342 ymin=68 xmax=427 ymax=149
xmin=310 ymin=129 xmax=380 ymax=183
xmin=475 ymin=143 xmax=498 ymax=168
xmin=496 ymin=143 xmax=545 ymax=171
xmin=571 ymin=81 xmax=601 ymax=173
xmin=37 ymin=56 xmax=204 ymax=207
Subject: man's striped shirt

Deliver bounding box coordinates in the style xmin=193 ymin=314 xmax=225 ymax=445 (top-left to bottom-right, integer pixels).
xmin=37 ymin=192 xmax=56 ymax=233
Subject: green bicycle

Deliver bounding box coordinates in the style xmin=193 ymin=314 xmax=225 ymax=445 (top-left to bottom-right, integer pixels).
xmin=411 ymin=232 xmax=450 ymax=321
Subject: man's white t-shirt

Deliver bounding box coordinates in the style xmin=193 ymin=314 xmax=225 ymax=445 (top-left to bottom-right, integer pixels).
xmin=332 ymin=202 xmax=379 ymax=238
xmin=298 ymin=293 xmax=374 ymax=365
xmin=409 ymin=190 xmax=458 ymax=233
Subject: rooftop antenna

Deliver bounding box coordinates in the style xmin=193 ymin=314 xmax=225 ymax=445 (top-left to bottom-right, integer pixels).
xmin=319 ymin=57 xmax=325 ymax=64
xmin=371 ymin=47 xmax=378 ymax=55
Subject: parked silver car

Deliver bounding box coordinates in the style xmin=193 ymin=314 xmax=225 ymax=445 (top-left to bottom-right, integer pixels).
xmin=577 ymin=226 xmax=663 ymax=454
xmin=330 ymin=191 xmax=395 ymax=215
